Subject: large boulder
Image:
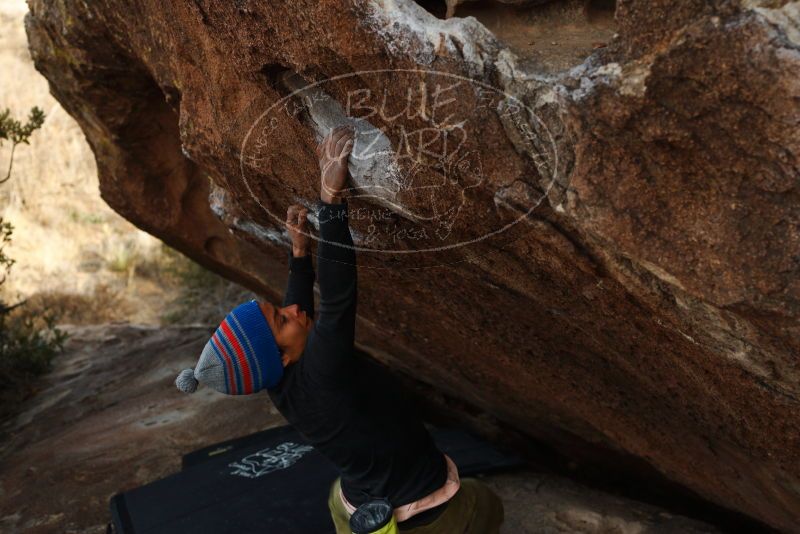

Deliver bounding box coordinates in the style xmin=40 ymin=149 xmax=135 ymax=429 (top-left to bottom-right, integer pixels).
xmin=23 ymin=0 xmax=799 ymax=530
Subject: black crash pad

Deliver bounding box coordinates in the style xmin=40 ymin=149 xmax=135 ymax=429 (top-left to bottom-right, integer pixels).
xmin=110 ymin=425 xmax=521 ymax=534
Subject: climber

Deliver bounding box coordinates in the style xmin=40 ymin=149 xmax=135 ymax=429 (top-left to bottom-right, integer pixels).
xmin=175 ymin=125 xmax=504 ymax=533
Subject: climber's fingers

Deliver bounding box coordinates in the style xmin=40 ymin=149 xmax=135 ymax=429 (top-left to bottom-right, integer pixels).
xmin=332 ymin=140 xmax=352 ymax=165
xmin=296 ymin=208 xmax=308 ymax=229
xmin=326 ymin=126 xmax=352 ymax=156
xmin=286 ymin=204 xmax=301 ymax=223
xmin=325 ymin=127 xmax=342 ymax=158
xmin=286 ymin=204 xmax=308 ymax=232
xmin=315 ymin=134 xmax=330 ymax=160
xmin=316 ymin=126 xmax=354 ymax=174
xmin=335 ymin=129 xmax=354 ymax=155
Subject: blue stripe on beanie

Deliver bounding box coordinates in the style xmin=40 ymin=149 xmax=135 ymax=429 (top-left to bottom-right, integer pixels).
xmin=229 ymin=311 xmax=263 ymax=391
xmin=229 ymin=299 xmax=283 ymax=390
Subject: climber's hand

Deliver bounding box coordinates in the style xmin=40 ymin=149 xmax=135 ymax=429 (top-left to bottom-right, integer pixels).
xmin=286 ymin=204 xmax=310 ymax=257
xmin=316 ymin=125 xmax=354 ymax=204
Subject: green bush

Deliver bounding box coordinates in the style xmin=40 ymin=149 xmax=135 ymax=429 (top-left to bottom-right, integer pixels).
xmin=0 ymin=293 xmax=69 ymax=422
xmin=0 ymin=106 xmax=45 ymax=184
xmin=0 ymin=106 xmax=68 ymax=424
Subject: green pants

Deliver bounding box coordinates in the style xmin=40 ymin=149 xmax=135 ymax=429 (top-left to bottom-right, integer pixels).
xmin=327 ymin=477 xmax=504 ymax=534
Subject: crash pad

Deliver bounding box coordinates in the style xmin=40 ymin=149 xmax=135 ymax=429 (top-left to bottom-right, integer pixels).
xmin=109 ymin=425 xmax=521 ymax=534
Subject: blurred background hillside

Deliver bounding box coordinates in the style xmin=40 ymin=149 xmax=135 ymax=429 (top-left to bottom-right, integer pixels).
xmin=0 ymin=0 xmax=251 ymax=329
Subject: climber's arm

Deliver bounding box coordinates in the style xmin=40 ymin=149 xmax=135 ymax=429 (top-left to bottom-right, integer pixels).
xmin=305 ymin=125 xmax=357 ymax=374
xmin=283 ymin=205 xmax=315 ymax=317
xmin=314 ymin=199 xmax=356 ymax=350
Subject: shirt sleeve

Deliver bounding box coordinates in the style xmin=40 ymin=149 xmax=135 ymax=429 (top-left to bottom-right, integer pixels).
xmin=305 ymin=200 xmax=357 ymax=377
xmin=282 ymin=252 xmax=315 ymax=318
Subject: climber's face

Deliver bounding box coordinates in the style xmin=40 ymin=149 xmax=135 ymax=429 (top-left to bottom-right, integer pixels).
xmin=257 ymin=300 xmax=312 ymax=367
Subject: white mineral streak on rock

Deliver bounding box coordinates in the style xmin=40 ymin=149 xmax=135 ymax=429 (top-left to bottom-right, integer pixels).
xmin=279 ymin=73 xmax=424 ymax=224
xmin=535 ymin=87 xmax=559 ymax=106
xmin=671 ymin=294 xmax=779 ymax=385
xmin=364 ymin=0 xmax=500 ymax=76
xmin=744 ymin=1 xmax=800 ymax=46
xmin=568 ymin=61 xmax=621 ymax=101
xmin=567 ymin=58 xmax=652 ymax=102
xmin=638 ymin=259 xmax=686 ymax=291
xmin=235 ymin=219 xmax=289 ymax=247
xmin=207 ymin=181 xmax=228 ymax=221
xmin=209 ymin=180 xmax=368 ymax=248
xmin=618 ymin=62 xmax=651 ymax=98
xmin=593 ymin=62 xmax=622 ymax=78
xmin=208 ymin=179 xmax=290 ymax=246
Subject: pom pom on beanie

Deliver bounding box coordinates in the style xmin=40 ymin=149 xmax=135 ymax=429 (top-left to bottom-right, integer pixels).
xmin=175 ymin=368 xmax=199 ymax=394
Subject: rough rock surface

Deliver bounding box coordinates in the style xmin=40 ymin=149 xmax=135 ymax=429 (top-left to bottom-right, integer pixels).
xmin=0 ymin=323 xmax=721 ymax=533
xmin=22 ymin=0 xmax=799 ymax=530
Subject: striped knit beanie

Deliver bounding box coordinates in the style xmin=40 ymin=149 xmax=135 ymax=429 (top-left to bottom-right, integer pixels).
xmin=175 ymin=299 xmax=283 ymax=395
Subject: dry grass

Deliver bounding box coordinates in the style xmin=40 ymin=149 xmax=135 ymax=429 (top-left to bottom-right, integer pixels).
xmin=0 ymin=0 xmax=251 ymax=327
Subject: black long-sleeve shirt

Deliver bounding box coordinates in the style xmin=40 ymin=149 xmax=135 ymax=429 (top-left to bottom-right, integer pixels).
xmin=267 ymin=201 xmax=448 ymax=525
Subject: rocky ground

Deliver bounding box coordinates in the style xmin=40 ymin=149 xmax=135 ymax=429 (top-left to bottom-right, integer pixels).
xmin=0 ymin=323 xmax=720 ymax=533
